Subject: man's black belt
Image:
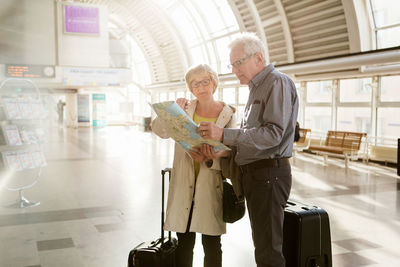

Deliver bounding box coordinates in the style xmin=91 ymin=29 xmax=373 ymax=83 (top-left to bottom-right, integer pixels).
xmin=240 ymin=158 xmax=290 ymax=171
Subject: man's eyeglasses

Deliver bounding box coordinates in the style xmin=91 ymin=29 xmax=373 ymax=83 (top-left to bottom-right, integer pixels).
xmin=227 ymin=54 xmax=254 ymax=70
xmin=191 ymin=79 xmax=211 ymax=88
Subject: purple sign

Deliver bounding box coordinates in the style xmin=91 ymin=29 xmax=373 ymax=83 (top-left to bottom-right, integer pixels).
xmin=64 ymin=5 xmax=99 ymax=34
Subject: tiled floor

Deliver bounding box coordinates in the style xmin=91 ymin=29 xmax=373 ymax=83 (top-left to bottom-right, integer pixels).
xmin=0 ymin=126 xmax=399 ymax=267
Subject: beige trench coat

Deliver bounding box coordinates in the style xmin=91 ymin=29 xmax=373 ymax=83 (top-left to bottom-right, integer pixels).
xmin=151 ymin=100 xmax=236 ymax=236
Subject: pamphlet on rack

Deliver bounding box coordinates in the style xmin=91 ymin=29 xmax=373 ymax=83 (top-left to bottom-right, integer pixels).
xmin=151 ymin=101 xmax=230 ymax=153
xmin=3 ymin=125 xmax=22 ymax=146
xmin=4 ymin=151 xmax=23 ymax=171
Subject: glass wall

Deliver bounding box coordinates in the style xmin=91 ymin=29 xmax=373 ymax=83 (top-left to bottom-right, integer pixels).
xmin=222 ymin=87 xmax=235 ymax=105
xmin=377 ymin=108 xmax=400 ymax=139
xmin=337 ymin=107 xmax=371 ymax=134
xmin=305 ymin=107 xmax=331 ymax=133
xmin=339 ymin=78 xmax=372 ymax=103
xmin=149 ymin=74 xmax=400 ymax=148
xmin=306 ymin=81 xmax=332 ymax=103
xmin=380 ymin=76 xmax=400 ymax=102
xmin=377 ymin=75 xmax=400 ymax=142
xmin=153 ymin=0 xmax=239 ymax=74
xmin=302 ymin=75 xmax=400 ymax=146
xmin=304 ymin=81 xmax=332 ymax=133
xmin=369 ymin=0 xmax=400 ymax=48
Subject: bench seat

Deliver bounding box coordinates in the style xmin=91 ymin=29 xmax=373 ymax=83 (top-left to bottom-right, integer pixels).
xmin=293 ymin=128 xmax=311 ymax=156
xmin=308 ymin=131 xmax=367 ymax=168
xmin=308 ymin=145 xmax=355 ymax=155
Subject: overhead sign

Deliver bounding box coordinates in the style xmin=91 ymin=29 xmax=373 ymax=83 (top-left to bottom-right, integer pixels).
xmin=62 ymin=67 xmax=132 ymax=86
xmin=5 ymin=64 xmax=55 ymax=78
xmin=64 ymin=5 xmax=99 ymax=35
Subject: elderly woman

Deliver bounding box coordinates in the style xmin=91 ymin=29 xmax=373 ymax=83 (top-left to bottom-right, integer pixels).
xmin=151 ymin=64 xmax=236 ymax=267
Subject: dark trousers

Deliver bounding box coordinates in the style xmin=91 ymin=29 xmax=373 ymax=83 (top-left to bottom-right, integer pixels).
xmin=242 ymin=164 xmax=292 ymax=267
xmin=175 ymin=202 xmax=222 ymax=267
xmin=176 ymin=232 xmax=222 ymax=267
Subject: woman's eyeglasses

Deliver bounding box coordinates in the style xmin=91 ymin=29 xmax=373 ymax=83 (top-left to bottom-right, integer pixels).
xmin=191 ymin=79 xmax=211 ymax=88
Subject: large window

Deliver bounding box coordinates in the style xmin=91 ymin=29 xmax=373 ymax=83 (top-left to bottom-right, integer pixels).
xmin=238 ymin=87 xmax=249 ymax=105
xmin=377 ymin=107 xmax=400 ymax=139
xmin=128 ymin=35 xmax=151 ymax=85
xmin=305 ymin=81 xmax=332 ymax=133
xmin=295 ymin=83 xmax=304 ymax=127
xmin=340 ymin=78 xmax=372 ymax=102
xmin=306 ymin=81 xmax=332 ymax=103
xmin=337 ymin=107 xmax=371 ymax=134
xmin=380 ymin=76 xmax=400 ymax=102
xmin=369 ymin=0 xmax=400 ymax=48
xmin=302 ymin=75 xmax=399 ymax=146
xmin=159 ymin=92 xmax=167 ymax=102
xmin=153 ymin=0 xmax=239 ymax=74
xmin=305 ymin=107 xmax=331 ymax=133
xmin=222 ymin=87 xmax=235 ymax=105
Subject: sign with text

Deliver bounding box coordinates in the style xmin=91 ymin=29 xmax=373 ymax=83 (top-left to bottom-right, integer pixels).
xmin=64 ymin=5 xmax=99 ymax=35
xmin=62 ymin=67 xmax=132 ymax=86
xmin=92 ymin=93 xmax=106 ymax=127
xmin=6 ymin=64 xmax=55 ymax=78
xmin=77 ymin=94 xmax=90 ymax=123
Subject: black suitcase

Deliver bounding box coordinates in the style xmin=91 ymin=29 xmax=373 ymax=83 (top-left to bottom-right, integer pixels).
xmin=128 ymin=168 xmax=178 ymax=267
xmin=283 ymin=200 xmax=332 ymax=267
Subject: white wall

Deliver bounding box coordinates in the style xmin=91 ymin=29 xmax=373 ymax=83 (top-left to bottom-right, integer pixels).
xmin=0 ymin=0 xmax=56 ymax=65
xmin=56 ymin=2 xmax=109 ymax=67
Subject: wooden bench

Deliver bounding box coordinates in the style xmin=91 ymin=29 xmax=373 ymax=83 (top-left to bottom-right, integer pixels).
xmin=309 ymin=131 xmax=367 ymax=168
xmin=293 ymin=128 xmax=311 ymax=156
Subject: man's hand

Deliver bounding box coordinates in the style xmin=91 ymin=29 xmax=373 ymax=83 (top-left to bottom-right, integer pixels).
xmin=200 ymin=144 xmax=229 ymax=159
xmin=188 ymin=147 xmax=208 ymax=163
xmin=176 ymin=98 xmax=190 ymax=111
xmin=197 ymin=122 xmax=223 ymax=141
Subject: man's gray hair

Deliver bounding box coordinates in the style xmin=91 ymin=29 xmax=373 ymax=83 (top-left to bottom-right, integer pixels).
xmin=229 ymin=32 xmax=267 ymax=64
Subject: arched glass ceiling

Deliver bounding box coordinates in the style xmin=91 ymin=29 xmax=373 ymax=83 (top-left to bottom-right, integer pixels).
xmin=108 ymin=21 xmax=151 ymax=85
xmin=152 ymin=0 xmax=240 ymax=74
xmin=128 ymin=37 xmax=152 ymax=85
xmin=369 ymin=0 xmax=400 ymax=48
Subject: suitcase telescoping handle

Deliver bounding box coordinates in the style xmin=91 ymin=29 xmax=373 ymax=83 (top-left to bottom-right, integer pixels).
xmin=161 ymin=168 xmax=172 ymax=245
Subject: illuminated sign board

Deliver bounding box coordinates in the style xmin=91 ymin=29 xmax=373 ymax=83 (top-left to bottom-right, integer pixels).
xmin=64 ymin=5 xmax=99 ymax=35
xmin=6 ymin=64 xmax=55 ymax=78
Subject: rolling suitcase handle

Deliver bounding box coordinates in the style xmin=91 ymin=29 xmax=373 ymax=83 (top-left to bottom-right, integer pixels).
xmin=127 ymin=168 xmax=177 ymax=267
xmin=161 ymin=168 xmax=172 ymax=245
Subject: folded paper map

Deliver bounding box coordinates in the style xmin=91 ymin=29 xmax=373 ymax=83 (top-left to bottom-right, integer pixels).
xmin=152 ymin=101 xmax=231 ymax=152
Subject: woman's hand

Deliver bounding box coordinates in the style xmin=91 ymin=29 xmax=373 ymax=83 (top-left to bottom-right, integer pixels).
xmin=188 ymin=147 xmax=209 ymax=163
xmin=200 ymin=144 xmax=229 ymax=159
xmin=176 ymin=98 xmax=190 ymax=111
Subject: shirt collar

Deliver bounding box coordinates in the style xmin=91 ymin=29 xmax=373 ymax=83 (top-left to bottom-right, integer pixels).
xmin=250 ymin=64 xmax=275 ymax=90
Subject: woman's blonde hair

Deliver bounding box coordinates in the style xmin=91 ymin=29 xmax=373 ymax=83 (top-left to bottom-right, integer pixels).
xmin=185 ymin=64 xmax=219 ymax=93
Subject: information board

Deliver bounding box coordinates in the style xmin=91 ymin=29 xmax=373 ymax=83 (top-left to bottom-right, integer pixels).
xmin=64 ymin=5 xmax=99 ymax=35
xmin=6 ymin=64 xmax=55 ymax=78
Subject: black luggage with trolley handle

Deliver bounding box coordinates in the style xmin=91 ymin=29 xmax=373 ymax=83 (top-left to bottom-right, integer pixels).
xmin=127 ymin=168 xmax=177 ymax=267
xmin=283 ymin=199 xmax=332 ymax=267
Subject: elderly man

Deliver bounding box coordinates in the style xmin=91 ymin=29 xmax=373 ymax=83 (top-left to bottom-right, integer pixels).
xmin=197 ymin=32 xmax=298 ymax=267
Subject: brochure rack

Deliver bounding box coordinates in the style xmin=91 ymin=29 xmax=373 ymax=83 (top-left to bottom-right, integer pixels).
xmin=0 ymin=78 xmax=47 ymax=208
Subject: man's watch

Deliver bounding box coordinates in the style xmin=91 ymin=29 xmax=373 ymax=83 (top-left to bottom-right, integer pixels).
xmin=205 ymin=159 xmax=213 ymax=168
